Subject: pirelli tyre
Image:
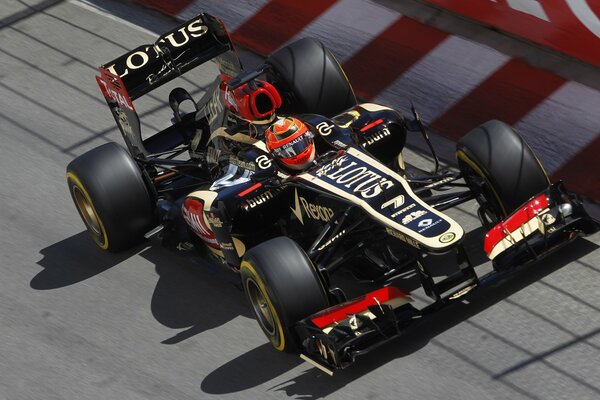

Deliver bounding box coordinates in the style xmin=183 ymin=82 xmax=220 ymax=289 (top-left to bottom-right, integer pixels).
xmin=456 ymin=120 xmax=550 ymax=226
xmin=266 ymin=37 xmax=357 ymax=117
xmin=66 ymin=142 xmax=155 ymax=252
xmin=240 ymin=237 xmax=329 ymax=352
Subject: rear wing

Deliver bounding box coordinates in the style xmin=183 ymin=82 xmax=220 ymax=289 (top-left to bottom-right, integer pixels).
xmin=95 ymin=13 xmax=241 ymax=156
xmin=101 ymin=13 xmax=240 ymax=100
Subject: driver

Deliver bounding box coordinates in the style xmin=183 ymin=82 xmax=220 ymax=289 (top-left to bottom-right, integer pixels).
xmin=265 ymin=117 xmax=316 ymax=171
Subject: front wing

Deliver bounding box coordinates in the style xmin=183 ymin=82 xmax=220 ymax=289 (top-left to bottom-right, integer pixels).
xmin=293 ymin=182 xmax=598 ymax=373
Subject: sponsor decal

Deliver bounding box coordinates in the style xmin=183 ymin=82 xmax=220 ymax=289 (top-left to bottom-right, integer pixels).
xmin=333 ymin=140 xmax=347 ymax=148
xmin=182 ymin=198 xmax=219 ymax=248
xmin=541 ymin=213 xmax=556 ymax=225
xmin=385 ymin=227 xmax=420 ymax=249
xmin=439 ymin=232 xmax=456 ymax=243
xmin=220 ymin=242 xmax=235 ymax=251
xmin=255 ymin=154 xmax=272 ymax=170
xmin=204 ymin=89 xmax=224 ymax=125
xmin=422 ymin=176 xmax=455 ymax=189
xmin=317 ymin=229 xmax=346 ymax=251
xmin=308 ymin=149 xmax=454 ymax=241
xmin=243 ymin=190 xmax=274 ymax=210
xmin=114 ymin=108 xmax=134 ymax=137
xmin=362 ymin=128 xmax=391 ymax=147
xmin=206 ymin=213 xmax=223 ymax=228
xmin=418 ymin=219 xmax=442 ymax=233
xmin=316 ymin=121 xmax=335 ymax=136
xmin=290 ymin=189 xmax=334 ymax=225
xmin=315 ymin=155 xmax=349 ymax=177
xmin=391 ymin=203 xmax=415 ymax=218
xmin=381 ymin=194 xmax=405 ymax=211
xmin=315 ymin=155 xmax=394 ymax=199
xmin=418 ymin=219 xmax=433 ymax=228
xmin=229 ymin=155 xmax=256 ymax=171
xmin=97 ymin=78 xmax=134 ymax=111
xmin=402 ymin=210 xmax=427 ymax=225
xmin=105 ymin=18 xmax=208 ymax=78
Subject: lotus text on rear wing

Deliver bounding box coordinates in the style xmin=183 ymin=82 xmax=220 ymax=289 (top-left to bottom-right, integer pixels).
xmin=104 ymin=18 xmax=209 ymax=79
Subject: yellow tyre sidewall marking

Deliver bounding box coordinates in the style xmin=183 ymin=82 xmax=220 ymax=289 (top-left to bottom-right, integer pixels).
xmin=66 ymin=171 xmax=109 ymax=250
xmin=456 ymin=149 xmax=507 ymax=217
xmin=241 ymin=260 xmax=286 ymax=351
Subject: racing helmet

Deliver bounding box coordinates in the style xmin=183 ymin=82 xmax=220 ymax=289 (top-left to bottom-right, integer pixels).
xmin=265 ymin=117 xmax=315 ymax=170
xmin=223 ymin=79 xmax=282 ymax=124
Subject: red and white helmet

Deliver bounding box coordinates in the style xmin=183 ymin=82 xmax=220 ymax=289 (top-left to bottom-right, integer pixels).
xmin=265 ymin=117 xmax=315 ymax=170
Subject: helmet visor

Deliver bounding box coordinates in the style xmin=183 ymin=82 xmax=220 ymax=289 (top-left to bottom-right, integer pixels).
xmin=271 ymin=132 xmax=314 ymax=159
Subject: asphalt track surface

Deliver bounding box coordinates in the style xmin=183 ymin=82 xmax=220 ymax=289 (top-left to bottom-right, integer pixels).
xmin=1 ymin=1 xmax=600 ymax=399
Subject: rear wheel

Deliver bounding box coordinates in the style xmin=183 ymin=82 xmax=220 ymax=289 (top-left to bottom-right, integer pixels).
xmin=66 ymin=142 xmax=156 ymax=251
xmin=240 ymin=237 xmax=329 ymax=352
xmin=456 ymin=120 xmax=550 ymax=227
xmin=266 ymin=37 xmax=357 ymax=117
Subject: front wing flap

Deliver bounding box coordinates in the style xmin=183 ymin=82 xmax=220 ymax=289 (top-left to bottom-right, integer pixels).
xmin=484 ymin=182 xmax=599 ymax=269
xmin=295 ymin=287 xmax=421 ymax=371
xmin=294 ymin=182 xmax=598 ymax=373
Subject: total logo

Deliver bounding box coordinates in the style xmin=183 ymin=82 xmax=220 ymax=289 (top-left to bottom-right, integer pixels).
xmin=97 ymin=78 xmax=134 ymax=111
xmin=290 ymin=189 xmax=334 ymax=225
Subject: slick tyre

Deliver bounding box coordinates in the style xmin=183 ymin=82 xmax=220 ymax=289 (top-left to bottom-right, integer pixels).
xmin=266 ymin=37 xmax=357 ymax=117
xmin=456 ymin=120 xmax=550 ymax=226
xmin=241 ymin=237 xmax=329 ymax=352
xmin=66 ymin=142 xmax=155 ymax=252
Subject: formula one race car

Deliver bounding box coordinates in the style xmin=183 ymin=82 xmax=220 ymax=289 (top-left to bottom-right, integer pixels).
xmin=67 ymin=14 xmax=598 ymax=374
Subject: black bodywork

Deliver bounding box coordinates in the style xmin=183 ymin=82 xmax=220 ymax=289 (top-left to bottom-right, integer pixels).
xmin=92 ymin=13 xmax=599 ymax=373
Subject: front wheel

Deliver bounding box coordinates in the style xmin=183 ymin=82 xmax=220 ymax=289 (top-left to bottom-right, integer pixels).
xmin=456 ymin=120 xmax=550 ymax=227
xmin=240 ymin=237 xmax=329 ymax=352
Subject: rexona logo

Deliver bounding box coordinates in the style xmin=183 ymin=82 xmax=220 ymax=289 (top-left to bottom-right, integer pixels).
xmin=315 ymin=155 xmax=394 ymax=199
xmin=290 ymin=189 xmax=334 ymax=225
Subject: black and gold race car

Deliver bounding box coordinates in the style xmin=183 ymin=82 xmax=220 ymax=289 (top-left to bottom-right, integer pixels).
xmin=66 ymin=13 xmax=598 ymax=374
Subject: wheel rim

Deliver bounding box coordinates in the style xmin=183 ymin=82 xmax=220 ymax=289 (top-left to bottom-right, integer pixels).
xmin=72 ymin=185 xmax=102 ymax=236
xmin=246 ymin=279 xmax=276 ymax=336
